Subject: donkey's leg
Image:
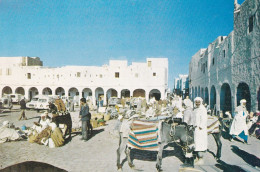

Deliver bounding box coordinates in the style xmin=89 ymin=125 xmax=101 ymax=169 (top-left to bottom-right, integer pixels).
xmin=125 ymin=146 xmax=135 ymax=169
xmin=116 ymin=134 xmax=127 ymax=169
xmin=212 ymin=133 xmax=222 ymax=160
xmin=156 ymin=143 xmax=164 ymax=172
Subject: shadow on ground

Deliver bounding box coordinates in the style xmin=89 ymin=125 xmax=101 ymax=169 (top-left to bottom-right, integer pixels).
xmin=215 ymin=159 xmax=246 ymax=172
xmin=231 ymin=145 xmax=260 ymax=168
xmin=0 ymin=161 xmax=67 ymax=172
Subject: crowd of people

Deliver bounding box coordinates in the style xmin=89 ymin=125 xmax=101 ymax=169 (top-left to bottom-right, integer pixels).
xmin=111 ymin=94 xmax=260 ymax=165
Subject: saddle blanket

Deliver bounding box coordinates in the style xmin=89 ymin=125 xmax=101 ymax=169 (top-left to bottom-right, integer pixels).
xmin=127 ymin=120 xmax=160 ymax=151
xmin=207 ymin=116 xmax=220 ymax=134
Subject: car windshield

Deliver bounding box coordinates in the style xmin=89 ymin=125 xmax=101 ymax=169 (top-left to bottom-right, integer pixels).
xmin=38 ymin=99 xmax=47 ymax=102
xmin=11 ymin=95 xmax=15 ymax=98
xmin=32 ymin=98 xmax=39 ymax=101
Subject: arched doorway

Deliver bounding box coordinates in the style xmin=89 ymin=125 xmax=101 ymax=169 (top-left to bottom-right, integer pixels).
xmin=2 ymin=86 xmax=12 ymax=96
xmin=55 ymin=87 xmax=65 ymax=97
xmin=95 ymin=87 xmax=104 ymax=103
xmin=28 ymin=87 xmax=39 ymax=100
xmin=106 ymin=88 xmax=118 ymax=104
xmin=149 ymin=89 xmax=161 ymax=101
xmin=82 ymin=88 xmax=92 ymax=99
xmin=205 ymin=87 xmax=209 ymax=105
xmin=133 ymin=89 xmax=145 ymax=98
xmin=236 ymin=82 xmax=251 ymax=111
xmin=210 ymin=85 xmax=216 ymax=110
xmin=15 ymin=87 xmax=25 ymax=95
xmin=121 ymin=89 xmax=130 ymax=98
xmin=220 ymin=83 xmax=232 ymax=113
xmin=42 ymin=87 xmax=52 ymax=95
xmin=68 ymin=87 xmax=79 ymax=98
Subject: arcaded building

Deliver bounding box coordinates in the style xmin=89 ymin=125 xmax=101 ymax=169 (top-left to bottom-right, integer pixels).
xmin=189 ymin=0 xmax=260 ymax=113
xmin=0 ymin=56 xmax=168 ymax=105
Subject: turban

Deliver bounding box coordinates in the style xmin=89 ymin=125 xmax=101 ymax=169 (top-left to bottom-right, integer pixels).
xmin=240 ymin=99 xmax=246 ymax=104
xmin=3 ymin=120 xmax=9 ymax=126
xmin=194 ymin=97 xmax=203 ymax=103
xmin=41 ymin=112 xmax=48 ymax=117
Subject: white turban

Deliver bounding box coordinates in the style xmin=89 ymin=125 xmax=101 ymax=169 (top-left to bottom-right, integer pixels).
xmin=3 ymin=120 xmax=9 ymax=127
xmin=41 ymin=112 xmax=48 ymax=117
xmin=194 ymin=97 xmax=203 ymax=103
xmin=240 ymin=99 xmax=246 ymax=104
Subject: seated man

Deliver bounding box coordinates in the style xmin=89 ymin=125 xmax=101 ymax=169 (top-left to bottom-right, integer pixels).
xmin=29 ymin=112 xmax=51 ymax=143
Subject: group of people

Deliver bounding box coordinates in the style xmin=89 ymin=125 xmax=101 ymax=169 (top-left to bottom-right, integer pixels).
xmin=28 ymin=111 xmax=64 ymax=148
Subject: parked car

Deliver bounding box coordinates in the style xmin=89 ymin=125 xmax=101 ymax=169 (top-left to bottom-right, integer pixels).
xmin=0 ymin=96 xmax=13 ymax=110
xmin=26 ymin=95 xmax=41 ymax=109
xmin=9 ymin=94 xmax=24 ymax=104
xmin=34 ymin=95 xmax=54 ymax=112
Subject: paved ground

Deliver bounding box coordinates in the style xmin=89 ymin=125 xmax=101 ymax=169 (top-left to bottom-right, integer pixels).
xmin=0 ymin=105 xmax=260 ymax=172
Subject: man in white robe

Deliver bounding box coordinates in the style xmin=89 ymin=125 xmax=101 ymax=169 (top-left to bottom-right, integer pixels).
xmin=193 ymin=97 xmax=207 ymax=165
xmin=229 ymin=99 xmax=249 ymax=143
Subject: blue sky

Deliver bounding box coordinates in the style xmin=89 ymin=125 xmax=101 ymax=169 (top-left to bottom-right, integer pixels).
xmin=0 ymin=0 xmax=242 ymax=89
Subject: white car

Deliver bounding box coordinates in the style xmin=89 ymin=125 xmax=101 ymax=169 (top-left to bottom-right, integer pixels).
xmin=9 ymin=94 xmax=24 ymax=104
xmin=34 ymin=96 xmax=54 ymax=111
xmin=26 ymin=96 xmax=40 ymax=109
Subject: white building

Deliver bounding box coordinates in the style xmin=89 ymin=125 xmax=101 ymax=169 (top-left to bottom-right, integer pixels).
xmin=174 ymin=74 xmax=189 ymax=98
xmin=189 ymin=0 xmax=260 ymax=113
xmin=0 ymin=57 xmax=168 ymax=105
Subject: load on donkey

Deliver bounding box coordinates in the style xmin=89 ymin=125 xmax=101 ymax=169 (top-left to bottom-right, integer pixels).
xmin=48 ymin=97 xmax=72 ymax=140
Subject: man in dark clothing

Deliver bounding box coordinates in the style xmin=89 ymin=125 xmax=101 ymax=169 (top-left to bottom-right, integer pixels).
xmin=19 ymin=98 xmax=27 ymax=120
xmin=79 ymin=98 xmax=92 ymax=141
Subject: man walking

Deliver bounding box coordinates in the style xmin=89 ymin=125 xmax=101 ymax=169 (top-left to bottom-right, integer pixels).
xmin=19 ymin=98 xmax=27 ymax=120
xmin=79 ymin=98 xmax=92 ymax=141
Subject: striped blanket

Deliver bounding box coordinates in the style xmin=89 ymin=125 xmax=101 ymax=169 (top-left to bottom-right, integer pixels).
xmin=207 ymin=115 xmax=220 ymax=134
xmin=127 ymin=120 xmax=160 ymax=151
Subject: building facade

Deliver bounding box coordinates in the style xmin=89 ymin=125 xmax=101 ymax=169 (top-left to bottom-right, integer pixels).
xmin=189 ymin=0 xmax=260 ymax=113
xmin=0 ymin=57 xmax=168 ymax=105
xmin=174 ymin=74 xmax=189 ymax=98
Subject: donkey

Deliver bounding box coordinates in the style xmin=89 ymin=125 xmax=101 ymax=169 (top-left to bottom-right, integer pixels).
xmin=52 ymin=112 xmax=72 ymax=139
xmin=116 ymin=119 xmax=195 ymax=171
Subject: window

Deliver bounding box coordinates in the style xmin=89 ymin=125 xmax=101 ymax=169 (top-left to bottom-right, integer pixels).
xmin=221 ymin=36 xmax=223 ymax=41
xmin=153 ymin=72 xmax=156 ymax=76
xmin=77 ymin=72 xmax=81 ymax=77
xmin=27 ymin=73 xmax=31 ymax=79
xmin=148 ymin=61 xmax=152 ymax=67
xmin=223 ymin=50 xmax=225 ymax=58
xmin=135 ymin=73 xmax=138 ymax=78
xmin=100 ymin=74 xmax=103 ymax=78
xmin=6 ymin=68 xmax=11 ymax=75
xmin=212 ymin=58 xmax=215 ymax=65
xmin=249 ymin=15 xmax=254 ymax=33
xmin=115 ymin=72 xmax=119 ymax=78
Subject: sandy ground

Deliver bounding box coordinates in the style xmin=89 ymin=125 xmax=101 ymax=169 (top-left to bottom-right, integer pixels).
xmin=0 ymin=105 xmax=259 ymax=172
